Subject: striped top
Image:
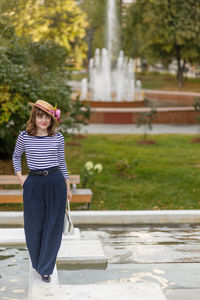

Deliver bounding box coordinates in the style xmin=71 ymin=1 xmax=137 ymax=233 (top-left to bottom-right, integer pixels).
xmin=12 ymin=131 xmax=69 ymax=179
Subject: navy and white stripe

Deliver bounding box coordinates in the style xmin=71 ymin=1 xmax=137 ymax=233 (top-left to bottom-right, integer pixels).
xmin=12 ymin=131 xmax=69 ymax=179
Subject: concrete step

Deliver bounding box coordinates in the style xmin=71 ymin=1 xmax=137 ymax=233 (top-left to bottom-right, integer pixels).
xmin=28 ymin=262 xmax=58 ymax=300
xmin=0 ymin=227 xmax=81 ymax=246
xmin=29 ymin=282 xmax=166 ymax=300
xmin=57 ymin=239 xmax=107 ymax=269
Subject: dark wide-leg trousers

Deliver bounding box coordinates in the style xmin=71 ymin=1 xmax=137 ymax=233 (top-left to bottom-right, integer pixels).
xmin=23 ymin=167 xmax=67 ymax=275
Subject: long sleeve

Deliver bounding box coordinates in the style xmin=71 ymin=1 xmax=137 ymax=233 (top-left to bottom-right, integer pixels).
xmin=12 ymin=132 xmax=25 ymax=174
xmin=58 ymin=133 xmax=69 ymax=179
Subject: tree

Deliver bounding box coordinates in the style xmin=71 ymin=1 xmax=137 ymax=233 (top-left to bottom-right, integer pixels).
xmin=79 ymin=0 xmax=106 ymax=63
xmin=0 ymin=0 xmax=89 ymax=68
xmin=123 ymin=0 xmax=200 ymax=87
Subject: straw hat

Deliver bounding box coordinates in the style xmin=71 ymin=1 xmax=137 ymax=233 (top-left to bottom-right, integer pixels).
xmin=29 ymin=100 xmax=61 ymax=124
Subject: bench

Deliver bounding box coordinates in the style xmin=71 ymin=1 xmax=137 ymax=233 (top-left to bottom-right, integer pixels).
xmin=0 ymin=175 xmax=92 ymax=209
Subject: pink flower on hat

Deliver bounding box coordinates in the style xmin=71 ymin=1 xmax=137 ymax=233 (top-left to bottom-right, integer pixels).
xmin=50 ymin=108 xmax=61 ymax=122
xmin=54 ymin=109 xmax=61 ymax=122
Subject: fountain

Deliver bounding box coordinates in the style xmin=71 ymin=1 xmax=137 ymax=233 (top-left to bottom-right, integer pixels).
xmin=80 ymin=0 xmax=144 ymax=105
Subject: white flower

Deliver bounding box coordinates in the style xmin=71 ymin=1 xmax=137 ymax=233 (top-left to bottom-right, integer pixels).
xmin=84 ymin=161 xmax=93 ymax=171
xmin=94 ymin=163 xmax=103 ymax=173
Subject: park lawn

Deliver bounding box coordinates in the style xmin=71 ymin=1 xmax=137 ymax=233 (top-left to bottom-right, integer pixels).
xmin=1 ymin=134 xmax=200 ymax=211
xmin=137 ymin=72 xmax=200 ymax=92
xmin=66 ymin=134 xmax=200 ymax=210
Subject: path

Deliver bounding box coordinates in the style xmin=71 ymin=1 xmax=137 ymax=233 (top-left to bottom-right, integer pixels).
xmin=70 ymin=124 xmax=200 ymax=134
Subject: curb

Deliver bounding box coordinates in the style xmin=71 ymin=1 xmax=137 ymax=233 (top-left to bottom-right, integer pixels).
xmin=1 ymin=210 xmax=200 ymax=225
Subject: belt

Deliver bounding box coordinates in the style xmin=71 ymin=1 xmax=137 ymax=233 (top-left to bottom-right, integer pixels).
xmin=29 ymin=166 xmax=59 ymax=176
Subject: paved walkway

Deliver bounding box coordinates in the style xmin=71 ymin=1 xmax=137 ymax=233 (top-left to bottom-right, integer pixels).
xmin=71 ymin=124 xmax=200 ymax=135
xmin=59 ymin=263 xmax=200 ymax=300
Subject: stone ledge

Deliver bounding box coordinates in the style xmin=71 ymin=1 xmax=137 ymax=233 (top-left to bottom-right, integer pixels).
xmin=71 ymin=210 xmax=200 ymax=224
xmin=145 ymin=89 xmax=200 ymax=96
xmin=91 ymin=106 xmax=195 ymax=112
xmin=1 ymin=210 xmax=200 ymax=225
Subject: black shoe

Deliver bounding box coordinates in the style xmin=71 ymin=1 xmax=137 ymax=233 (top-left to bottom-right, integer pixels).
xmin=41 ymin=274 xmax=51 ymax=283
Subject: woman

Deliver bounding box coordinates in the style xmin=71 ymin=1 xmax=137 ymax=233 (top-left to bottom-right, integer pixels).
xmin=12 ymin=99 xmax=72 ymax=283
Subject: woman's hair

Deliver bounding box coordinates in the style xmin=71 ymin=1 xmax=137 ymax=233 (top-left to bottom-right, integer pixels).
xmin=26 ymin=107 xmax=57 ymax=136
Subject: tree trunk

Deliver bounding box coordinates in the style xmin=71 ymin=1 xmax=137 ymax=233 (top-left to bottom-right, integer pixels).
xmin=177 ymin=63 xmax=183 ymax=88
xmin=176 ymin=45 xmax=185 ymax=88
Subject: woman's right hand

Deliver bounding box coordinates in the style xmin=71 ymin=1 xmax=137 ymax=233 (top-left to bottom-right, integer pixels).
xmin=16 ymin=171 xmax=26 ymax=187
xmin=21 ymin=177 xmax=26 ymax=187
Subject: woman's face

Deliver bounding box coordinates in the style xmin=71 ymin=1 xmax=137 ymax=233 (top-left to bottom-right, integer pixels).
xmin=35 ymin=112 xmax=51 ymax=131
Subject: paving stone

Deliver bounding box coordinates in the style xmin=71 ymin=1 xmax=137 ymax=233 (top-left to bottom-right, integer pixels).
xmin=57 ymin=239 xmax=107 ymax=268
xmin=164 ymin=288 xmax=200 ymax=300
xmin=31 ymin=282 xmax=166 ymax=300
xmin=29 ymin=262 xmax=58 ymax=300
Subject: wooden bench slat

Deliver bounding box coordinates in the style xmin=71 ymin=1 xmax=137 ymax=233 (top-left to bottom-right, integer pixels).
xmin=0 ymin=197 xmax=22 ymax=204
xmin=0 ymin=175 xmax=80 ymax=185
xmin=0 ymin=189 xmax=92 ymax=204
xmin=0 ymin=189 xmax=92 ymax=196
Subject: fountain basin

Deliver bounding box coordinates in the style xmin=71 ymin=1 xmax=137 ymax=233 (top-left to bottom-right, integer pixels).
xmin=88 ymin=106 xmax=197 ymax=125
xmin=82 ymin=100 xmax=145 ymax=108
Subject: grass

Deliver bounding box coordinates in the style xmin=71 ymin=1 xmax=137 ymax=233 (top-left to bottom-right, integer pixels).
xmin=1 ymin=134 xmax=200 ymax=211
xmin=137 ymin=72 xmax=200 ymax=92
xmin=70 ymin=72 xmax=87 ymax=81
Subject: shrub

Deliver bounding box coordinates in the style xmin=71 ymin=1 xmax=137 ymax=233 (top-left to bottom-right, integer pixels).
xmin=0 ymin=23 xmax=90 ymax=158
xmin=136 ymin=98 xmax=157 ymax=140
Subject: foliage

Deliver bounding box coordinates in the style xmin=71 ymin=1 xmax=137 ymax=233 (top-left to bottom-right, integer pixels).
xmin=136 ymin=98 xmax=157 ymax=140
xmin=0 ymin=0 xmax=89 ymax=68
xmin=115 ymin=158 xmax=138 ymax=178
xmin=0 ymin=20 xmax=90 ymax=158
xmin=123 ymin=0 xmax=200 ymax=87
xmin=79 ymin=0 xmax=106 ymax=62
xmin=59 ymin=95 xmax=91 ymax=137
xmin=193 ymin=97 xmax=200 ymax=131
xmin=193 ymin=97 xmax=200 ymax=115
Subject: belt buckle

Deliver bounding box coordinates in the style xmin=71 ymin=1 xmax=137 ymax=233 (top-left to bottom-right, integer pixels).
xmin=43 ymin=170 xmax=49 ymax=176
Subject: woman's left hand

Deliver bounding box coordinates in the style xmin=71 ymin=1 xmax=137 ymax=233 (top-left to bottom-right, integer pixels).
xmin=67 ymin=189 xmax=72 ymax=202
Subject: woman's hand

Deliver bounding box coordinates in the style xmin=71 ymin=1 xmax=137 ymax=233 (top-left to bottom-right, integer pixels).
xmin=67 ymin=189 xmax=72 ymax=202
xmin=65 ymin=179 xmax=72 ymax=202
xmin=16 ymin=171 xmax=26 ymax=187
xmin=20 ymin=176 xmax=27 ymax=187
